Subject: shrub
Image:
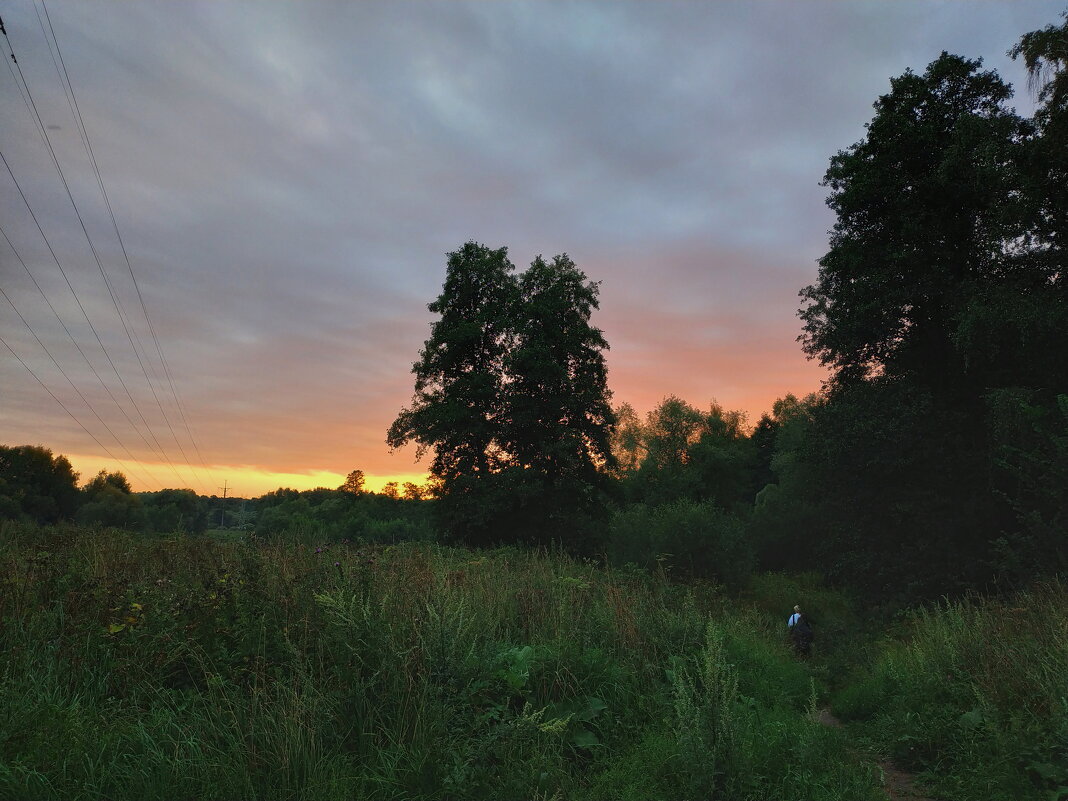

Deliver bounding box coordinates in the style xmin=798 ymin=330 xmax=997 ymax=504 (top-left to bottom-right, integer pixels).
xmin=608 ymin=500 xmax=753 ymax=587
xmin=833 ymin=581 xmax=1068 ymax=801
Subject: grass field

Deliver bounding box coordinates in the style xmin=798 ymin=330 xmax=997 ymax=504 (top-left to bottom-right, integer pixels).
xmin=2 ymin=521 xmax=1064 ymax=799
xmin=0 ymin=521 xmax=880 ymax=800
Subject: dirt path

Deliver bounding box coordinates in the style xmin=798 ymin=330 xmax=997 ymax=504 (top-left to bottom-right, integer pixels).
xmin=818 ymin=707 xmax=939 ymax=801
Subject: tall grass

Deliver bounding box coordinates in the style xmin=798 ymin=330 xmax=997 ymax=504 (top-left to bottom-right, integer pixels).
xmin=833 ymin=580 xmax=1068 ymax=801
xmin=0 ymin=521 xmax=877 ymax=799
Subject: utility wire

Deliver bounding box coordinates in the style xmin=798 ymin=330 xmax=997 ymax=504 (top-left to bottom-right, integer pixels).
xmin=1 ymin=332 xmax=157 ymax=488
xmin=0 ymin=23 xmax=202 ymax=490
xmin=1 ymin=220 xmax=171 ymax=470
xmin=0 ymin=147 xmax=190 ymax=488
xmin=2 ymin=22 xmax=46 ymax=144
xmin=37 ymin=0 xmax=214 ymax=485
xmin=0 ymin=285 xmax=159 ymax=489
xmin=1 ymin=30 xmax=196 ymax=490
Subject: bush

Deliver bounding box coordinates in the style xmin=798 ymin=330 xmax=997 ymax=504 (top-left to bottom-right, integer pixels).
xmin=608 ymin=500 xmax=753 ymax=587
xmin=833 ymin=581 xmax=1068 ymax=801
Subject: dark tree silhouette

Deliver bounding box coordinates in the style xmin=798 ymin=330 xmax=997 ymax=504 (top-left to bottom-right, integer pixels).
xmin=498 ymin=254 xmax=615 ymax=544
xmin=799 ymin=53 xmax=1029 ymax=394
xmin=387 ymin=242 xmax=517 ymax=541
xmin=388 ymin=243 xmax=615 ymax=546
xmin=339 ymin=470 xmax=366 ymax=495
xmin=0 ymin=445 xmax=80 ymax=523
xmin=786 ymin=41 xmax=1068 ymax=601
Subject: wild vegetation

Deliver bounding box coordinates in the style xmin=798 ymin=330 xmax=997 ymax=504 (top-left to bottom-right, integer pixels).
xmin=0 ymin=521 xmax=881 ymax=801
xmin=1 ymin=11 xmax=1066 ymax=801
xmin=833 ymin=581 xmax=1068 ymax=801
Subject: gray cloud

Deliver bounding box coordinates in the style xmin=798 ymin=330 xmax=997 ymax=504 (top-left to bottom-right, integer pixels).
xmin=1 ymin=0 xmax=1062 ymax=488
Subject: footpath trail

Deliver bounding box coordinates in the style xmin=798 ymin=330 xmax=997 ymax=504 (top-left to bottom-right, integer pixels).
xmin=817 ymin=707 xmax=939 ymax=801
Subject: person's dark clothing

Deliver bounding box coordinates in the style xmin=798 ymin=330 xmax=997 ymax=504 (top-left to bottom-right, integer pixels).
xmin=790 ymin=614 xmax=813 ymax=656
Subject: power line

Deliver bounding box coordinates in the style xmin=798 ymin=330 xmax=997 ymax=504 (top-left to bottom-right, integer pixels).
xmin=0 ymin=286 xmax=160 ymax=493
xmin=0 ymin=147 xmax=191 ymax=489
xmin=1 ymin=18 xmax=46 ymax=144
xmin=0 ymin=21 xmax=205 ymax=491
xmin=0 ymin=35 xmax=197 ymax=489
xmin=0 ymin=220 xmax=170 ymax=471
xmin=1 ymin=332 xmax=158 ymax=488
xmin=37 ymin=0 xmax=214 ymax=485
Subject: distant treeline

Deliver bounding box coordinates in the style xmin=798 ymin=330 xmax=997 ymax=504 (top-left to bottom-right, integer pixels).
xmin=0 ymin=445 xmax=432 ymax=543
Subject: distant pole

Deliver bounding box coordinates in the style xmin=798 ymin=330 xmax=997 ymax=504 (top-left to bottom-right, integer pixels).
xmin=219 ymin=480 xmax=229 ymax=527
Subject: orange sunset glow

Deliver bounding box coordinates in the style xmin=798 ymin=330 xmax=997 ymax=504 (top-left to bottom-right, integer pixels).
xmin=57 ymin=452 xmax=429 ymax=499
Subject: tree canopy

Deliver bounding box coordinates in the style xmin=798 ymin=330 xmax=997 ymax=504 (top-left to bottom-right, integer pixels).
xmin=388 ymin=242 xmax=615 ymax=546
xmin=0 ymin=445 xmax=80 ymax=523
xmin=787 ymin=31 xmax=1068 ymax=600
xmin=799 ymin=53 xmax=1034 ymax=392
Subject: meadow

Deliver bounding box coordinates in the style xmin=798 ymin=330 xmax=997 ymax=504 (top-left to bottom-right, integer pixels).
xmin=2 ymin=521 xmax=1065 ymax=800
xmin=833 ymin=581 xmax=1068 ymax=801
xmin=0 ymin=521 xmax=880 ymax=800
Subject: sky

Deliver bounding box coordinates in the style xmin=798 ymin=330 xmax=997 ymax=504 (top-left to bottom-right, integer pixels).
xmin=0 ymin=1 xmax=1063 ymax=497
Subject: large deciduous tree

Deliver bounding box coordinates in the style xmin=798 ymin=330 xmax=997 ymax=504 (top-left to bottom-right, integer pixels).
xmin=339 ymin=470 xmax=366 ymax=495
xmin=799 ymin=53 xmax=1030 ymax=393
xmin=77 ymin=469 xmax=143 ymax=529
xmin=790 ymin=39 xmax=1068 ymax=601
xmin=387 ymin=242 xmax=516 ymax=541
xmin=0 ymin=445 xmax=80 ymax=523
xmin=621 ymin=397 xmax=754 ymax=510
xmin=388 ymin=243 xmax=615 ymax=546
xmin=1012 ymin=11 xmax=1068 ymax=259
xmin=499 ymin=254 xmax=615 ymax=544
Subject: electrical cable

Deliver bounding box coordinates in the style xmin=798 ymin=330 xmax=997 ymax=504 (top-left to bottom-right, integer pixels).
xmin=38 ymin=0 xmax=215 ymax=484
xmin=0 ymin=285 xmax=160 ymax=489
xmin=0 ymin=147 xmax=190 ymax=488
xmin=0 ymin=24 xmax=201 ymax=490
xmin=1 ymin=220 xmax=170 ymax=473
xmin=1 ymin=331 xmax=158 ymax=488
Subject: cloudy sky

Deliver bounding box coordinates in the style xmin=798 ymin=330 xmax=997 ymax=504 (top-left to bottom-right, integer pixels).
xmin=0 ymin=1 xmax=1062 ymax=496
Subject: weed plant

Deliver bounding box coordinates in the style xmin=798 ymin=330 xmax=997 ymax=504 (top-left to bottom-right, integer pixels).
xmin=0 ymin=521 xmax=878 ymax=800
xmin=832 ymin=580 xmax=1068 ymax=801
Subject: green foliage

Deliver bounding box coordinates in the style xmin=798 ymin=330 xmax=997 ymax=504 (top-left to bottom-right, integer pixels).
xmin=747 ymin=394 xmax=823 ymax=572
xmin=780 ymin=26 xmax=1068 ymax=604
xmin=387 ymin=241 xmax=517 ymax=545
xmin=251 ymin=485 xmax=432 ymax=543
xmin=84 ymin=468 xmax=134 ymax=496
xmin=140 ymin=488 xmax=208 ymax=533
xmin=498 ymin=253 xmax=616 ymax=546
xmin=608 ymin=499 xmax=753 ymax=587
xmin=743 ymin=572 xmax=859 ymax=649
xmin=984 ymin=390 xmax=1068 ymax=579
xmin=0 ymin=521 xmax=879 ymax=800
xmin=77 ymin=469 xmax=144 ymax=529
xmin=671 ymin=623 xmax=742 ymax=792
xmin=0 ymin=444 xmax=80 ymax=523
xmin=585 ymin=619 xmax=880 ymax=801
xmin=800 ymin=52 xmax=1031 ymax=389
xmin=1011 ymin=12 xmax=1068 ymax=264
xmin=832 ymin=581 xmax=1068 ymax=800
xmin=389 ymin=242 xmax=616 ymax=548
xmin=618 ymin=397 xmax=757 ymax=510
xmin=802 ymin=381 xmax=999 ymax=602
xmin=339 ymin=469 xmax=366 ymax=495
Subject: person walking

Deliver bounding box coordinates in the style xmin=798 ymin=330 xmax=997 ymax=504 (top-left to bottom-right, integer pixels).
xmin=788 ymin=604 xmax=813 ymax=656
